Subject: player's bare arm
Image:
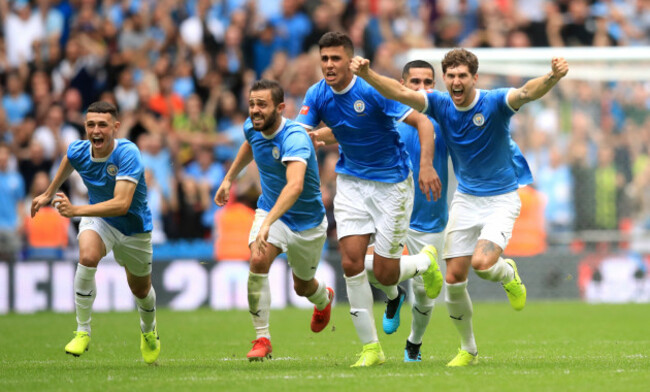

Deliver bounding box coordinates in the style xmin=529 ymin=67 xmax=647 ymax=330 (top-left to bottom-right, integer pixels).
xmin=507 ymin=57 xmax=569 ymax=110
xmin=214 ymin=141 xmax=254 ymax=206
xmin=350 ymin=56 xmax=427 ymax=112
xmin=403 ymin=111 xmax=441 ymax=202
xmin=31 ymin=155 xmax=74 ymax=217
xmin=254 ymin=160 xmax=307 ymax=254
xmin=55 ymin=180 xmax=137 ymax=218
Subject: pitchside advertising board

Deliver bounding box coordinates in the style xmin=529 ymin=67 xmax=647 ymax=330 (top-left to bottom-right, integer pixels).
xmin=0 ymin=257 xmax=338 ymax=314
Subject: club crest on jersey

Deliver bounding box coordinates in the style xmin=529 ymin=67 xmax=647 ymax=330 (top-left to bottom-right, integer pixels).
xmin=106 ymin=164 xmax=118 ymax=176
xmin=353 ymin=100 xmax=365 ymax=113
xmin=272 ymin=146 xmax=280 ymax=160
xmin=473 ymin=113 xmax=485 ymax=127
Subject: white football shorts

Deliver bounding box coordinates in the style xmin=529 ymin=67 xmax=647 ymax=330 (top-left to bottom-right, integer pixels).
xmin=248 ymin=209 xmax=328 ymax=281
xmin=78 ymin=217 xmax=153 ymax=277
xmin=334 ymin=173 xmax=414 ymax=259
xmin=443 ymin=190 xmax=521 ymax=259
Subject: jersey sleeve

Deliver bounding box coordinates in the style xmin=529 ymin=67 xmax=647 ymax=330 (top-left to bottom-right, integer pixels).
xmin=373 ymin=88 xmax=413 ymax=122
xmin=66 ymin=140 xmax=86 ymax=170
xmin=420 ymin=90 xmax=444 ymax=122
xmin=281 ymin=128 xmax=311 ymax=165
xmin=295 ymin=86 xmax=320 ymax=129
xmin=116 ymin=144 xmax=144 ymax=184
xmin=496 ymin=88 xmax=518 ymax=115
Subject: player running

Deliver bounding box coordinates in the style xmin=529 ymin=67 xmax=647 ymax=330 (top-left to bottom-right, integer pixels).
xmin=297 ymin=32 xmax=444 ymax=367
xmin=352 ymin=48 xmax=568 ymax=366
xmin=214 ymin=79 xmax=334 ymax=361
xmin=31 ymin=101 xmax=160 ymax=364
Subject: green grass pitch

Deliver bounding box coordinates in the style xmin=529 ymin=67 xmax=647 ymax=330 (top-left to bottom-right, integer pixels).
xmin=1 ymin=302 xmax=649 ymax=391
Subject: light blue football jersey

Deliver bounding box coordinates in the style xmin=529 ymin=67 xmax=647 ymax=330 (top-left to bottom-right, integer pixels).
xmin=397 ymin=116 xmax=449 ymax=233
xmin=245 ymin=117 xmax=325 ymax=232
xmin=67 ymin=139 xmax=153 ymax=235
xmin=296 ymin=75 xmax=413 ymax=183
xmin=422 ymin=88 xmax=533 ymax=196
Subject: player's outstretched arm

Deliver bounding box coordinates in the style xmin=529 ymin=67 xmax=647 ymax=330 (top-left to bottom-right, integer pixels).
xmin=31 ymin=155 xmax=74 ymax=217
xmin=351 ymin=56 xmax=427 ymax=112
xmin=404 ymin=111 xmax=442 ymax=202
xmin=58 ymin=180 xmax=137 ymax=218
xmin=507 ymin=57 xmax=569 ymax=110
xmin=254 ymin=161 xmax=307 ymax=254
xmin=214 ymin=141 xmax=254 ymax=206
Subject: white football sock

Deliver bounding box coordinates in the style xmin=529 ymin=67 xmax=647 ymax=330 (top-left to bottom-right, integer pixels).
xmin=307 ymin=279 xmax=330 ymax=310
xmin=345 ymin=271 xmax=378 ymax=345
xmin=74 ymin=264 xmax=97 ymax=334
xmin=408 ymin=276 xmax=435 ymax=345
xmin=445 ymin=281 xmax=477 ymax=355
xmin=135 ymin=286 xmax=157 ymax=333
xmin=398 ymin=253 xmax=431 ymax=283
xmin=474 ymin=257 xmax=514 ymax=283
xmin=248 ymin=272 xmax=271 ymax=339
xmin=365 ymin=254 xmax=399 ymax=300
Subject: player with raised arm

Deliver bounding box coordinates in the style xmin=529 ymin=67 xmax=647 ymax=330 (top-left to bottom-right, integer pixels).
xmin=363 ymin=60 xmax=450 ymax=362
xmin=31 ymin=101 xmax=160 ymax=364
xmin=296 ymin=32 xmax=444 ymax=367
xmin=351 ymin=48 xmax=568 ymax=366
xmin=214 ymin=79 xmax=333 ymax=362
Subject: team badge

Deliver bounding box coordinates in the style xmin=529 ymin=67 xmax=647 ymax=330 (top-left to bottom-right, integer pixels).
xmin=472 ymin=113 xmax=485 ymax=127
xmin=353 ymin=100 xmax=365 ymax=113
xmin=272 ymin=147 xmax=280 ymax=160
xmin=106 ymin=164 xmax=118 ymax=176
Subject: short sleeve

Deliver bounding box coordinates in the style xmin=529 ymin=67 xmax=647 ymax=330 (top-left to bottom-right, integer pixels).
xmin=117 ymin=145 xmax=144 ymax=184
xmin=295 ymin=86 xmax=320 ymax=129
xmin=373 ymin=88 xmax=412 ymax=122
xmin=281 ymin=129 xmax=311 ymax=165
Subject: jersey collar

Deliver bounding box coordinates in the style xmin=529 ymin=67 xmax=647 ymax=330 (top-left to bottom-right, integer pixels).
xmin=453 ymin=89 xmax=481 ymax=112
xmin=261 ymin=117 xmax=286 ymax=139
xmin=90 ymin=139 xmax=118 ymax=162
xmin=331 ymin=75 xmax=357 ymax=95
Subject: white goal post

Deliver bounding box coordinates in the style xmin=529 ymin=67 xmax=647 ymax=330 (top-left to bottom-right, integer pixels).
xmin=406 ymin=46 xmax=650 ymax=81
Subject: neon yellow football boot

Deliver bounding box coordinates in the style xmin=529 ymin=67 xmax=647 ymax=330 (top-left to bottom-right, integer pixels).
xmin=502 ymin=259 xmax=526 ymax=311
xmin=446 ymin=349 xmax=478 ymax=367
xmin=141 ymin=326 xmax=161 ymax=364
xmin=420 ymin=245 xmax=444 ymax=299
xmin=350 ymin=342 xmax=386 ymax=368
xmin=65 ymin=331 xmax=90 ymax=357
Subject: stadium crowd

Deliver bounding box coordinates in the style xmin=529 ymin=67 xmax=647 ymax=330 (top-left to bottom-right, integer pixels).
xmin=1 ymin=0 xmax=649 ymax=262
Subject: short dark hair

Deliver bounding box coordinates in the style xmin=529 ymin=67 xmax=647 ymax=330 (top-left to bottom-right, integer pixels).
xmin=318 ymin=32 xmax=354 ymax=57
xmin=250 ymin=79 xmax=285 ymax=106
xmin=402 ymin=60 xmax=435 ymax=80
xmin=87 ymin=101 xmax=119 ymax=120
xmin=441 ymin=48 xmax=479 ymax=75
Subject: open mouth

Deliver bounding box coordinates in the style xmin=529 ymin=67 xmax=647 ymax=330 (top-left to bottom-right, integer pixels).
xmin=91 ymin=136 xmax=105 ymax=149
xmin=325 ymin=71 xmax=336 ymax=82
xmin=452 ymin=88 xmax=464 ymax=100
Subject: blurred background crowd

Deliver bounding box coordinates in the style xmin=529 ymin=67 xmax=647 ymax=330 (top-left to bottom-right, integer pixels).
xmin=1 ymin=0 xmax=649 ymax=264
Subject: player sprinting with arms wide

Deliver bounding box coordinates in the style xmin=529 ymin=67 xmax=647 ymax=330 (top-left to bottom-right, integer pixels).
xmin=363 ymin=60 xmax=450 ymax=362
xmin=31 ymin=101 xmax=160 ymax=364
xmin=352 ymin=49 xmax=568 ymax=366
xmin=214 ymin=79 xmax=333 ymax=361
xmin=297 ymin=32 xmax=444 ymax=367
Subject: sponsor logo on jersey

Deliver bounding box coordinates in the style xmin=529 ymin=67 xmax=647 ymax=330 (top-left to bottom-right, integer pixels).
xmin=106 ymin=164 xmax=118 ymax=176
xmin=353 ymin=100 xmax=365 ymax=113
xmin=272 ymin=146 xmax=280 ymax=160
xmin=300 ymin=105 xmax=310 ymax=115
xmin=472 ymin=113 xmax=485 ymax=127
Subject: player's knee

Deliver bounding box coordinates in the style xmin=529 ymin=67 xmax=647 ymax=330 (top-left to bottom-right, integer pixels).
xmin=341 ymin=258 xmax=364 ymax=276
xmin=249 ymin=254 xmax=270 ymax=274
xmin=445 ymin=269 xmax=467 ymax=284
xmin=78 ymin=252 xmax=101 ymax=268
xmin=471 ymin=254 xmax=493 ymax=271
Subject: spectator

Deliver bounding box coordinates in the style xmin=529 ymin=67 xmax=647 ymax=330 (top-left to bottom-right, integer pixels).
xmin=271 ymin=0 xmax=312 ymax=58
xmin=3 ymin=0 xmax=44 ymax=68
xmin=2 ymin=71 xmax=33 ymax=126
xmin=0 ymin=143 xmax=25 ymax=262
